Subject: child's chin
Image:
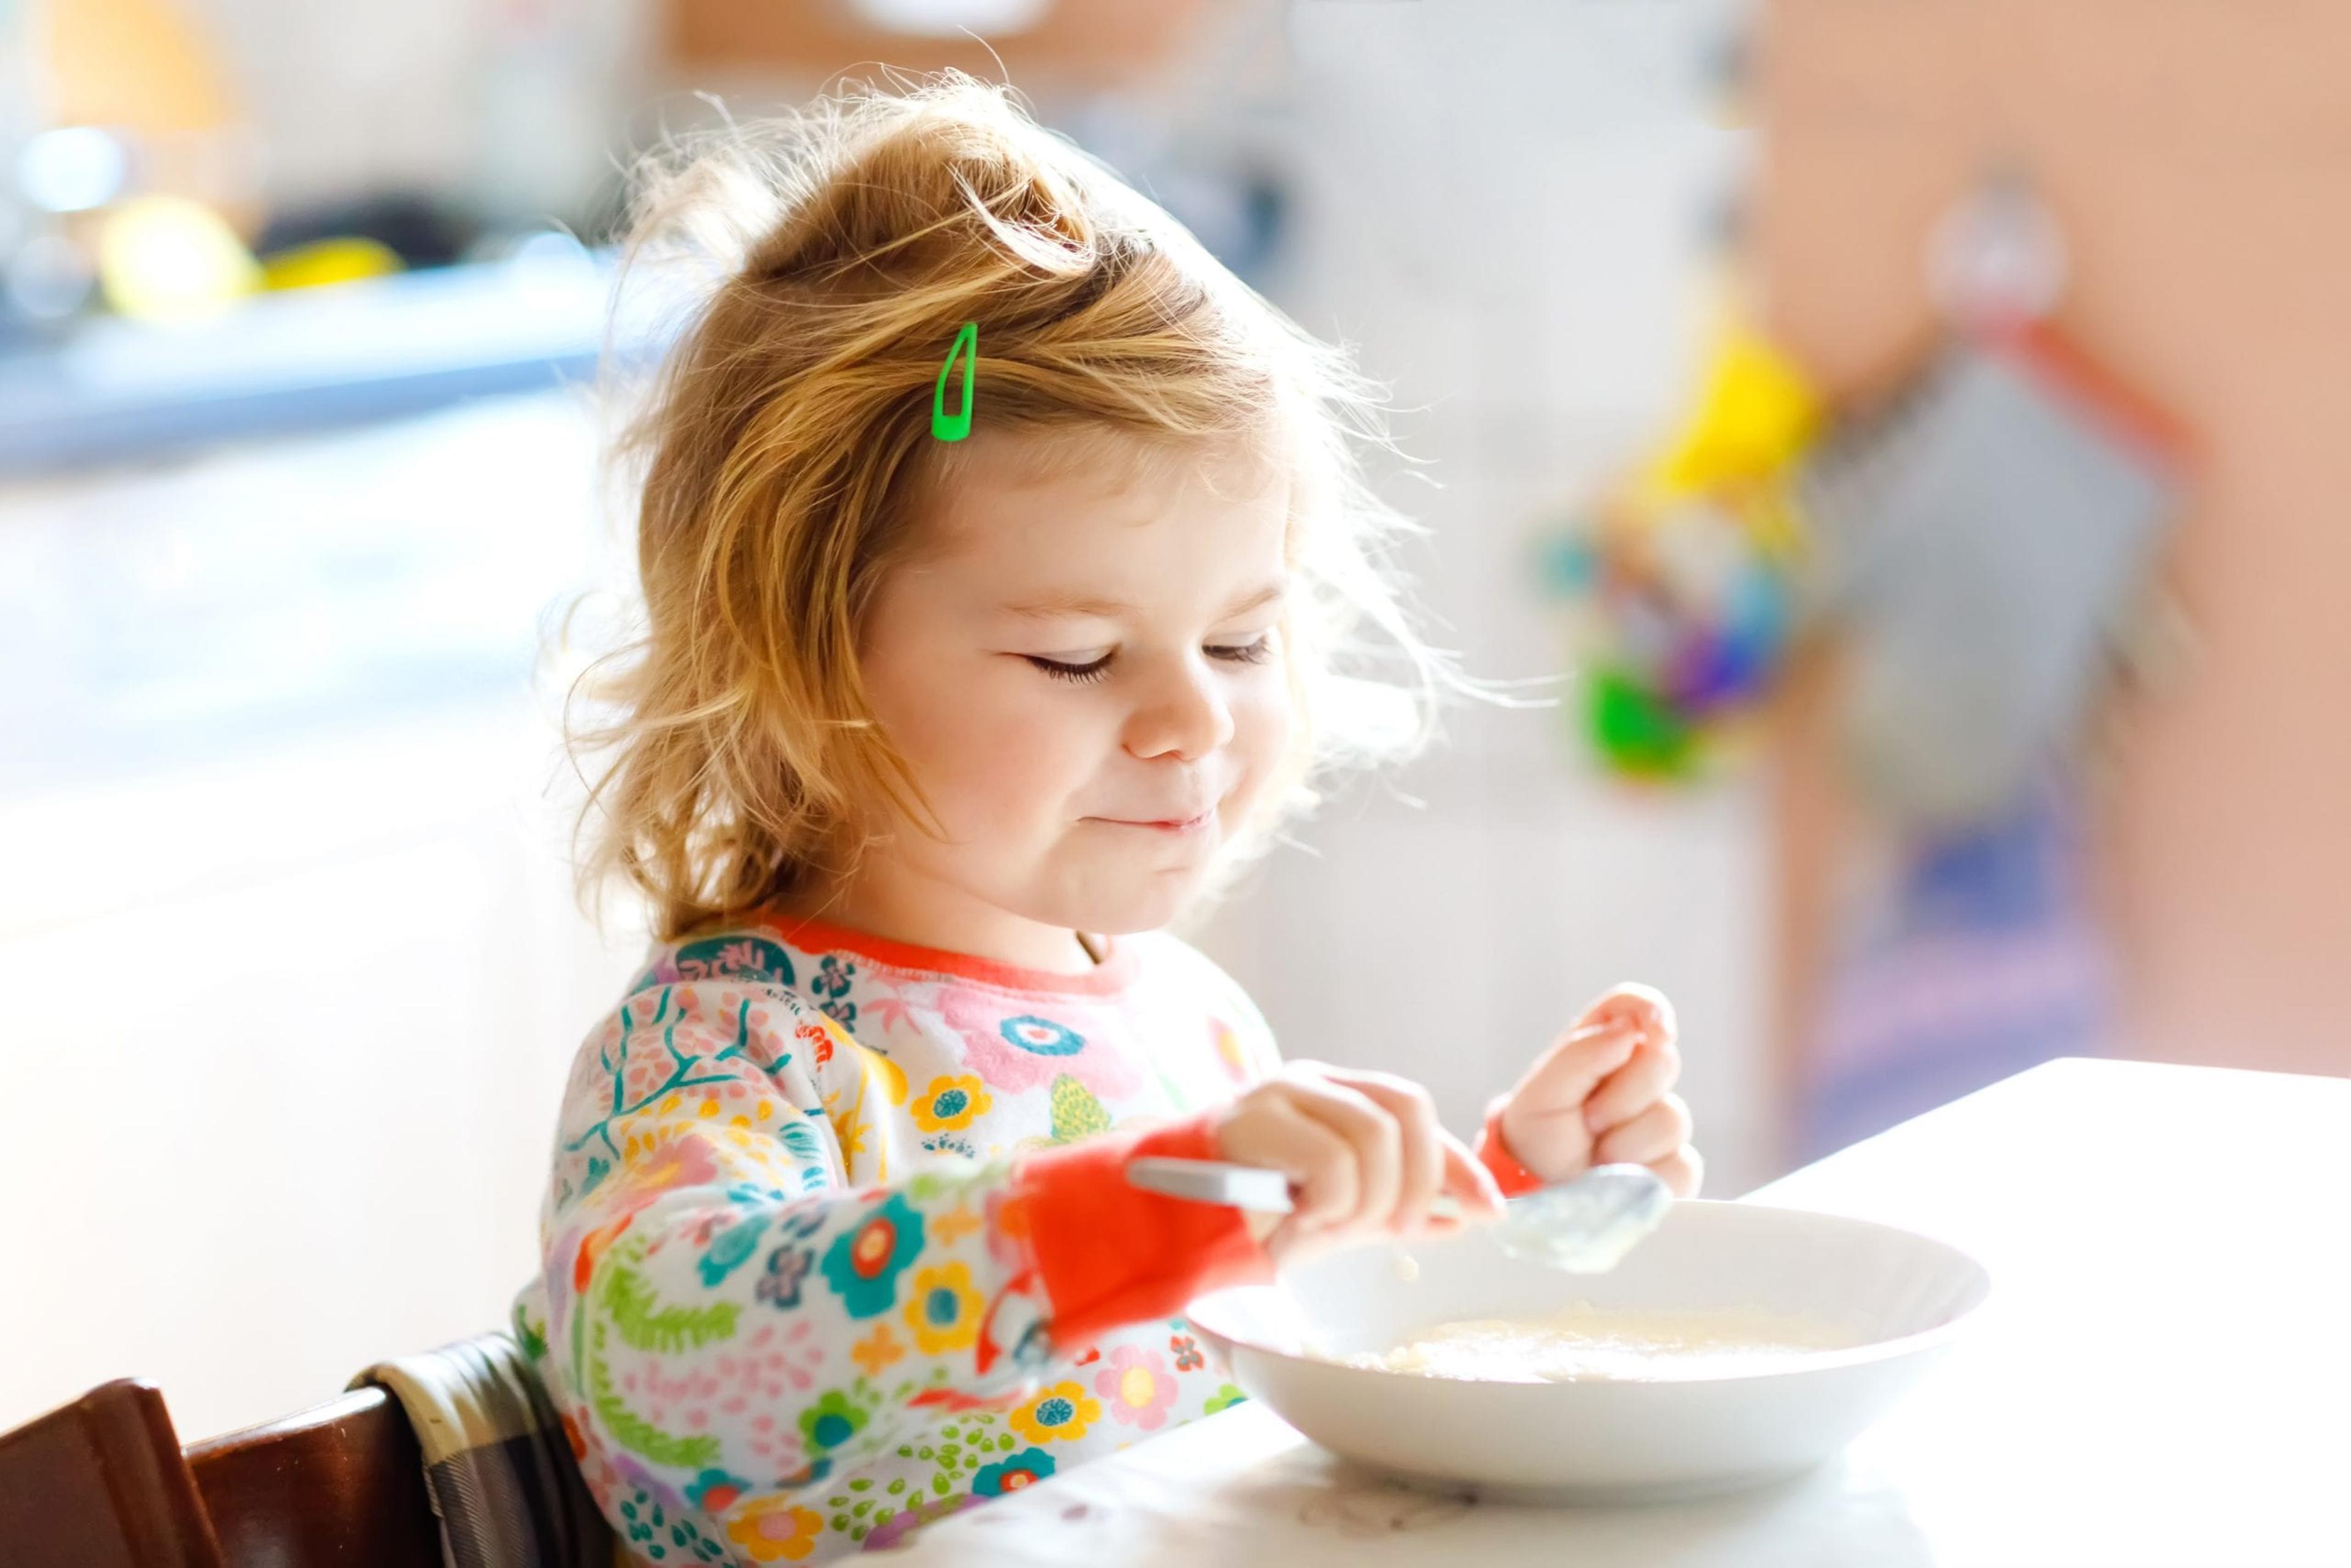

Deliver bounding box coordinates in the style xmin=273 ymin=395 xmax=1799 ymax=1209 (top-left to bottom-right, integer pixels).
xmin=1065 ymin=871 xmax=1205 ymax=936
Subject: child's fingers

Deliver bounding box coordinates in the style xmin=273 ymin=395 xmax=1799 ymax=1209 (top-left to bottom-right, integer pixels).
xmin=1314 ymin=1068 xmax=1445 ymax=1233
xmin=1218 ymin=1089 xmax=1357 ymax=1231
xmin=1427 ymin=1130 xmax=1506 ymax=1228
xmin=1649 ymin=1144 xmax=1704 ymax=1199
xmin=1591 ymin=1092 xmax=1693 ymax=1167
xmin=1516 ymin=1017 xmax=1641 ymax=1109
xmin=1581 ymin=1037 xmax=1683 ymax=1135
xmin=1583 ymin=981 xmax=1677 ymax=1043
xmin=1280 ymin=1073 xmax=1403 ymax=1237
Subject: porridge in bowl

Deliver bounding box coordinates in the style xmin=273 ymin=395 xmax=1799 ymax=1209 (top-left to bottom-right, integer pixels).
xmin=1346 ymin=1300 xmax=1869 ymax=1382
xmin=1184 ymin=1200 xmax=1992 ymax=1501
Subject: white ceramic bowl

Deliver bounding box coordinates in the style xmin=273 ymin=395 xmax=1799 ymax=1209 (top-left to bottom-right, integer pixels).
xmin=1185 ymin=1198 xmax=1990 ymax=1504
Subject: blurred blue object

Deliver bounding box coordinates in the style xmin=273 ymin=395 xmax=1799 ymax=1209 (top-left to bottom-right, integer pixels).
xmin=0 ymin=384 xmax=611 ymax=793
xmin=0 ymin=245 xmax=661 ymax=475
xmin=1797 ymin=771 xmax=2114 ymax=1161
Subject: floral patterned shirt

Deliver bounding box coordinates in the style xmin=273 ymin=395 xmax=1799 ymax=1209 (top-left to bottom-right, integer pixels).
xmin=508 ymin=913 xmax=1281 ymax=1565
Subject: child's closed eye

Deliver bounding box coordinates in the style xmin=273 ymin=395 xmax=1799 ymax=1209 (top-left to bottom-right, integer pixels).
xmin=1024 ymin=637 xmax=1275 ymax=683
xmin=1027 ymin=651 xmax=1116 ymax=683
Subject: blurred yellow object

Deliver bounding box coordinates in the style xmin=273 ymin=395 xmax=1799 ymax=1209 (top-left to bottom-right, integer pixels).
xmin=260 ymin=237 xmax=405 ymax=291
xmin=1640 ymin=324 xmax=1823 ymax=503
xmin=96 ymin=195 xmax=263 ymax=322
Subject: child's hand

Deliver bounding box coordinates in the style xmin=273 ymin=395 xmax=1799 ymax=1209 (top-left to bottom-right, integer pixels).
xmin=1495 ymin=983 xmax=1703 ymax=1197
xmin=1214 ymin=1062 xmax=1506 ymax=1264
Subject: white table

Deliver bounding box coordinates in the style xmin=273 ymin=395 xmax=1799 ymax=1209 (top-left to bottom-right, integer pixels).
xmin=890 ymin=1058 xmax=2351 ymax=1566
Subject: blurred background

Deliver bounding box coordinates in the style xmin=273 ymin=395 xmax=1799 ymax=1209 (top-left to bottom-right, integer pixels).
xmin=2 ymin=0 xmax=2344 ymax=1446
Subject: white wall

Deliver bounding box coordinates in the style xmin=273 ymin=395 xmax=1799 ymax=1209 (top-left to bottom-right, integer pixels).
xmin=1191 ymin=0 xmax=1772 ymax=1197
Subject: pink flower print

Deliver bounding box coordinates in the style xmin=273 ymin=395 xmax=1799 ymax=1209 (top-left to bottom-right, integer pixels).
xmin=859 ymin=977 xmax=924 ymax=1039
xmin=1095 ymin=1345 xmax=1177 ymax=1431
xmin=937 ymin=990 xmax=1143 ymax=1099
xmin=610 ymin=1122 xmax=722 ymax=1198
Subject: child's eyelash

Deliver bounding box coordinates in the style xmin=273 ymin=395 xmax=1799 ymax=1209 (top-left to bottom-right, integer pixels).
xmin=1024 ymin=639 xmax=1273 ymax=684
xmin=1027 ymin=653 xmax=1113 ymax=683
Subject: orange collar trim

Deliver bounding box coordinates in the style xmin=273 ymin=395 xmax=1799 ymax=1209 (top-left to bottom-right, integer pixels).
xmin=748 ymin=910 xmax=1142 ymax=997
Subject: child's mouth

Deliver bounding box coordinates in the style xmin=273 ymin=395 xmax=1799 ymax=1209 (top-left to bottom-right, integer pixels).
xmin=1097 ymin=809 xmax=1215 ymax=835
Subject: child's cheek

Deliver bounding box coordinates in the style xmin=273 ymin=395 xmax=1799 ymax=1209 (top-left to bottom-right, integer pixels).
xmin=1226 ymin=669 xmax=1295 ymax=804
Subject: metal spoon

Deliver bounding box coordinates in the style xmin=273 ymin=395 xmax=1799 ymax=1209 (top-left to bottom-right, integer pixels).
xmin=1125 ymin=1156 xmax=1674 ymax=1274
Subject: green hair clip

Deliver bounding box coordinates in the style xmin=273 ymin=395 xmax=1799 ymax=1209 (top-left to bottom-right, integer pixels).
xmin=932 ymin=321 xmax=977 ymax=441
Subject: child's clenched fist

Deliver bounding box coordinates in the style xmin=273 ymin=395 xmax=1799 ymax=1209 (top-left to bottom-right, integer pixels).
xmin=1491 ymin=983 xmax=1703 ymax=1197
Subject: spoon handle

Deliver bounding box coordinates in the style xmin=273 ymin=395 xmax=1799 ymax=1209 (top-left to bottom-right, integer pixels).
xmin=1125 ymin=1156 xmax=1464 ymax=1220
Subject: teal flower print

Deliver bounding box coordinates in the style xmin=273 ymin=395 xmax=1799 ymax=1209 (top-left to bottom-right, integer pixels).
xmin=685 ymin=935 xmax=795 ymax=986
xmin=811 ymin=955 xmax=858 ymax=1029
xmin=683 ymin=1466 xmax=756 ymax=1513
xmin=697 ymin=1212 xmax=769 ymax=1288
xmin=1000 ymin=1015 xmax=1084 ymax=1056
xmin=820 ymin=1194 xmax=926 ymax=1318
xmin=775 ymin=1119 xmax=826 ymax=1168
xmin=798 ymin=1389 xmax=872 ymax=1454
xmin=973 ymin=1446 xmax=1057 ymax=1497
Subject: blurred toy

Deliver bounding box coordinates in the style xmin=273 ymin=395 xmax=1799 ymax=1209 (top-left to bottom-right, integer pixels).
xmin=258 ymin=237 xmax=404 ymax=292
xmin=1538 ymin=312 xmax=1823 ymax=781
xmin=95 ymin=194 xmax=260 ymax=321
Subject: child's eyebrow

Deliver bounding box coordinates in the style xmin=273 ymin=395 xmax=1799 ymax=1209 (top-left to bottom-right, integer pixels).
xmin=1002 ymin=580 xmax=1288 ymax=621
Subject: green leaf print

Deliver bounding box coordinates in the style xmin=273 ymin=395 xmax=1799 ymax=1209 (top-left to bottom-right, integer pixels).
xmin=1204 ymin=1382 xmax=1248 ymax=1415
xmin=509 ymin=1300 xmax=549 ymax=1364
xmin=1049 ymin=1074 xmax=1111 ymax=1143
xmin=600 ymin=1260 xmax=739 ymax=1356
xmin=585 ymin=1319 xmax=721 ymax=1469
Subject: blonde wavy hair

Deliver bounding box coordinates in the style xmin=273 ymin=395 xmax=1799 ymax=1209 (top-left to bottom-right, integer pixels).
xmin=569 ymin=72 xmax=1459 ymax=942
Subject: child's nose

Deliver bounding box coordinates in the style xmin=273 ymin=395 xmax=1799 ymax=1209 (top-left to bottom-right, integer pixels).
xmin=1123 ymin=655 xmax=1235 ymax=762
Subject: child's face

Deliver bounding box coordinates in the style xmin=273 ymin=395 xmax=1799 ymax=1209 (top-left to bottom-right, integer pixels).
xmin=853 ymin=429 xmax=1294 ymax=942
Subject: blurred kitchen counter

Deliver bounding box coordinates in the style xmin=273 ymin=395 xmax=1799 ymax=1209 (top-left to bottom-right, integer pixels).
xmin=0 ymin=387 xmax=650 ymax=1441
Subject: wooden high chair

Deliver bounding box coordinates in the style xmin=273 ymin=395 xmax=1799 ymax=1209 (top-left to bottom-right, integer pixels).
xmin=0 ymin=1375 xmax=442 ymax=1567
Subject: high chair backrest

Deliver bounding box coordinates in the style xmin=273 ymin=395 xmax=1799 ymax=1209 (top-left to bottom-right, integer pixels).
xmin=0 ymin=1376 xmax=443 ymax=1567
xmin=185 ymin=1382 xmax=442 ymax=1566
xmin=0 ymin=1378 xmax=223 ymax=1567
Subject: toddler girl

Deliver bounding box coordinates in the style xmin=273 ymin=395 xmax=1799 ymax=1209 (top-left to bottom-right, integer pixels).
xmin=511 ymin=75 xmax=1700 ymax=1566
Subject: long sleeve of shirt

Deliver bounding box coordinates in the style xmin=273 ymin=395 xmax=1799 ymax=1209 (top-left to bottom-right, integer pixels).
xmin=509 ymin=918 xmax=1283 ymax=1564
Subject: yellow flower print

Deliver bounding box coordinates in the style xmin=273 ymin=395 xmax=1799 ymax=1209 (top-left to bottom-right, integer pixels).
xmin=614 ymin=1114 xmax=700 ymax=1171
xmin=726 ymin=1498 xmax=824 ymax=1562
xmin=852 ymin=1321 xmax=907 ymax=1376
xmin=823 ymin=1081 xmax=882 ymax=1180
xmin=1008 ymin=1380 xmax=1101 ymax=1444
xmin=902 ymin=1261 xmax=986 ymax=1354
xmin=615 ymin=1109 xmax=801 ymax=1191
xmin=852 ymin=1040 xmax=909 ymax=1107
xmin=912 ymin=1075 xmax=991 ymax=1134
